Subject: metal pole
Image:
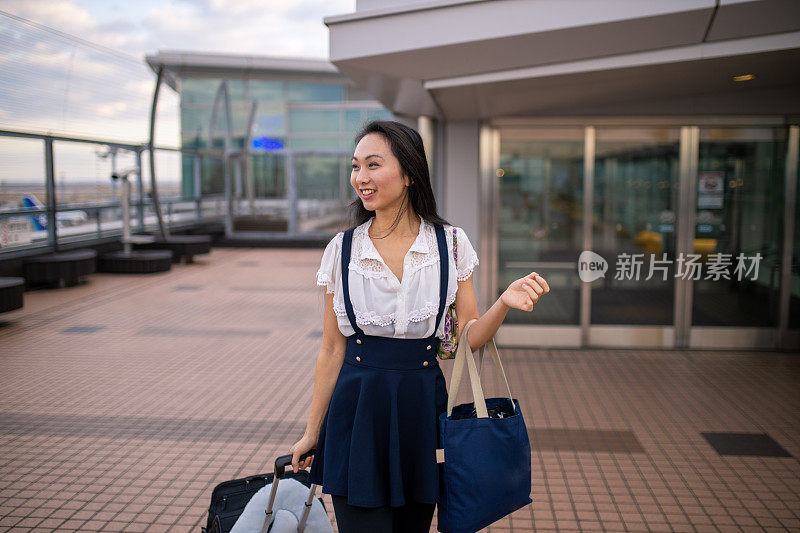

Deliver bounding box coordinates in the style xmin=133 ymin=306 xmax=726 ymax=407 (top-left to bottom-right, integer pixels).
xmin=110 ymin=147 xmax=118 ymax=195
xmin=135 ymin=149 xmax=144 ymax=231
xmin=121 ymin=175 xmax=131 ymax=254
xmin=194 ymin=154 xmax=202 ymax=220
xmin=210 ymin=80 xmax=234 ymax=236
xmin=148 ymin=64 xmax=170 ymax=240
xmin=287 ymin=150 xmax=297 ymax=236
xmin=234 ymin=155 xmax=242 ymax=201
xmin=44 ymin=137 xmax=57 ymax=251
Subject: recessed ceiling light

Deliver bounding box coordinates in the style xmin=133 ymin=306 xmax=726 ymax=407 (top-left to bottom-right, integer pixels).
xmin=733 ymin=74 xmax=755 ymax=82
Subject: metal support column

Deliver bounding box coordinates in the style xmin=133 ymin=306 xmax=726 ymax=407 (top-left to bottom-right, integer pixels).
xmin=287 ymin=150 xmax=297 ymax=236
xmin=193 ymin=154 xmax=202 ymax=219
xmin=244 ymin=100 xmax=258 ymax=216
xmin=209 ymin=80 xmax=234 ymax=237
xmin=148 ymin=64 xmax=170 ymax=240
xmin=43 ymin=137 xmax=57 ymax=250
xmin=135 ymin=149 xmax=144 ymax=231
xmin=778 ymin=125 xmax=799 ymax=350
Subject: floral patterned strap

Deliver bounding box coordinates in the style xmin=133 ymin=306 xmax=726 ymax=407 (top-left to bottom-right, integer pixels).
xmin=436 ymin=226 xmax=460 ymax=360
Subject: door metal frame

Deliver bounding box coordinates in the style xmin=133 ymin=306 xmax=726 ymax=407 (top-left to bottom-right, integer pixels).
xmin=686 ymin=125 xmax=797 ymax=350
xmin=478 ymin=122 xmax=500 ymax=316
xmin=778 ymin=125 xmax=799 ymax=350
xmin=674 ymin=126 xmax=699 ymax=349
xmin=580 ymin=126 xmax=595 ymax=347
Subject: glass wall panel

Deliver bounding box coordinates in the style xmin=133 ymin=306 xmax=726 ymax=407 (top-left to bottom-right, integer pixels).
xmin=0 ymin=137 xmax=48 ymax=249
xmin=287 ymin=82 xmax=343 ymax=102
xmin=692 ymin=127 xmax=787 ymax=327
xmin=296 ymin=155 xmax=340 ymax=200
xmin=198 ymin=156 xmax=225 ymax=195
xmin=289 ymin=109 xmax=340 ymax=134
xmin=181 ymin=78 xmax=287 ymax=151
xmin=497 ymin=128 xmax=584 ymax=325
xmin=288 ymin=137 xmax=341 ymax=150
xmin=346 ymin=110 xmax=365 ymax=133
xmin=253 ymin=107 xmax=286 ymax=137
xmin=251 ymin=153 xmax=285 ymax=198
xmin=180 ymin=78 xmax=222 ymax=106
xmin=50 ymin=142 xmax=143 ymax=244
xmin=592 ymin=128 xmax=680 ymax=325
xmin=345 ymin=108 xmax=393 ymax=134
xmin=176 ymin=75 xmax=391 ymax=234
xmin=246 ymin=81 xmax=285 ymax=106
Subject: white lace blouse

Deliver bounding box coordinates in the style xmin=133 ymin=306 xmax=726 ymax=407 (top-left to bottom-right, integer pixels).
xmin=316 ymin=216 xmax=479 ymax=339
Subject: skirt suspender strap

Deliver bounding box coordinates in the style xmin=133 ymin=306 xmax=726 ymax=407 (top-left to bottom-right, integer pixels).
xmin=432 ymin=223 xmax=448 ymax=337
xmin=341 ymin=227 xmax=364 ymax=336
xmin=341 ymin=221 xmax=449 ymax=338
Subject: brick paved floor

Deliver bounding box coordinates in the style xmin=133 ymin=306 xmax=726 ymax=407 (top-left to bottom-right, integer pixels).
xmin=1 ymin=247 xmax=799 ymax=532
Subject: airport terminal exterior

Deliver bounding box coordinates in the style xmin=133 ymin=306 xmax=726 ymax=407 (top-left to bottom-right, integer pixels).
xmin=148 ymin=0 xmax=800 ymax=352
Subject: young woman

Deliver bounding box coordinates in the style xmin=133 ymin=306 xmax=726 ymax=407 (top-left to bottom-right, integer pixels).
xmin=289 ymin=120 xmax=549 ymax=532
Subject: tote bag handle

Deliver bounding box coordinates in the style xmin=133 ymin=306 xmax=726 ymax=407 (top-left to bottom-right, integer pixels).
xmin=446 ymin=318 xmax=516 ymax=417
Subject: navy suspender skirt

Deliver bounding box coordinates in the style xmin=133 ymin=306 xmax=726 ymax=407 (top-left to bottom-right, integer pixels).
xmin=308 ymin=222 xmax=450 ymax=508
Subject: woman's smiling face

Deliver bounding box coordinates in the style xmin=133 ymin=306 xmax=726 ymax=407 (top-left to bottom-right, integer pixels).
xmin=351 ymin=132 xmax=410 ymax=211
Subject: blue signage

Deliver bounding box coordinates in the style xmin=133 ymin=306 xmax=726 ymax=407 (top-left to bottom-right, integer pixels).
xmin=252 ymin=137 xmax=284 ymax=151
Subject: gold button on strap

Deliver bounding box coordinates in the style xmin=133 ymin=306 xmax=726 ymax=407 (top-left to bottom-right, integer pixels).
xmin=423 ymin=361 xmax=429 ymax=366
xmin=356 ymin=339 xmax=362 ymax=344
xmin=356 ymin=356 xmax=361 ymax=361
xmin=426 ymin=345 xmax=431 ymax=350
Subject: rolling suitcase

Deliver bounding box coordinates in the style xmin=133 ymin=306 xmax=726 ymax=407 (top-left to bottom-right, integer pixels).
xmin=201 ymin=449 xmax=328 ymax=533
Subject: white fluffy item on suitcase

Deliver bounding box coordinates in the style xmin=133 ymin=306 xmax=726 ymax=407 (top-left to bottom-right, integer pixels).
xmin=229 ymin=477 xmax=332 ymax=533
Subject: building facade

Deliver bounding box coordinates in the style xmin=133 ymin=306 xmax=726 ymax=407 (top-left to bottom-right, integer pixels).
xmin=146 ymin=52 xmax=393 ymax=235
xmin=323 ymin=0 xmax=800 ymax=351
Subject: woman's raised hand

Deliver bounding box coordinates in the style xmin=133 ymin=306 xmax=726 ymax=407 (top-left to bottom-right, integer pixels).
xmin=501 ymin=272 xmax=550 ymax=312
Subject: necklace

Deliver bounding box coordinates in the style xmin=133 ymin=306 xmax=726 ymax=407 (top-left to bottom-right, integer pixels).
xmin=369 ymin=216 xmax=421 ymax=240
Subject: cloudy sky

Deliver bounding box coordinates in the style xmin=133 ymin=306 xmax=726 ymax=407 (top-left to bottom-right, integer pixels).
xmin=2 ymin=0 xmax=354 ymax=60
xmin=0 ymin=0 xmax=355 ymax=183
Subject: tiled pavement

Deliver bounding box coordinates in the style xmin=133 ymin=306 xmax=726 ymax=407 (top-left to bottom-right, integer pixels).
xmin=1 ymin=247 xmax=799 ymax=532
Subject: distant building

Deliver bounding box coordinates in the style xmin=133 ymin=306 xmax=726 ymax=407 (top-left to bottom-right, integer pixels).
xmin=145 ymin=51 xmax=393 ymax=232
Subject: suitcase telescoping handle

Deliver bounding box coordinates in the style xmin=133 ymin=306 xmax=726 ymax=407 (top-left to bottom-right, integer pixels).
xmin=275 ymin=449 xmax=314 ymax=479
xmin=262 ymin=449 xmax=317 ymax=533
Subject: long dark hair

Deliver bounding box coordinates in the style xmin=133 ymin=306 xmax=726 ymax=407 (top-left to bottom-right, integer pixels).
xmin=348 ymin=120 xmax=450 ymax=233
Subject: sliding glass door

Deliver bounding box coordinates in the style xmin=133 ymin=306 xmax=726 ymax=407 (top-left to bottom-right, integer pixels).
xmin=691 ymin=127 xmax=788 ymax=329
xmin=592 ymin=128 xmax=680 ymax=325
xmin=490 ymin=120 xmax=798 ymax=350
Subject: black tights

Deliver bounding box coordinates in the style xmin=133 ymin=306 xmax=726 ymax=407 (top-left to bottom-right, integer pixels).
xmin=331 ymin=494 xmax=435 ymax=533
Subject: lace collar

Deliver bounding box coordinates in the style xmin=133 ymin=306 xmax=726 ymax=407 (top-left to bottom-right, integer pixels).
xmin=355 ymin=216 xmax=432 ymax=262
xmin=349 ymin=217 xmax=441 ymax=280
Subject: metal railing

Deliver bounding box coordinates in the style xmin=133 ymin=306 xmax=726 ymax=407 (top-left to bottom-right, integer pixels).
xmin=0 ymin=128 xmax=225 ymax=259
xmin=0 ymin=127 xmax=355 ymax=259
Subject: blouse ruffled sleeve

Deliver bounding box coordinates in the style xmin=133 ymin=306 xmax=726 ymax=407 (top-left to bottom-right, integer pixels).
xmin=316 ymin=231 xmax=343 ymax=293
xmin=455 ymin=226 xmax=479 ymax=281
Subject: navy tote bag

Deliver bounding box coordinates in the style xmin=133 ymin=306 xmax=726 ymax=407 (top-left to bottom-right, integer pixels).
xmin=436 ymin=318 xmax=532 ymax=533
